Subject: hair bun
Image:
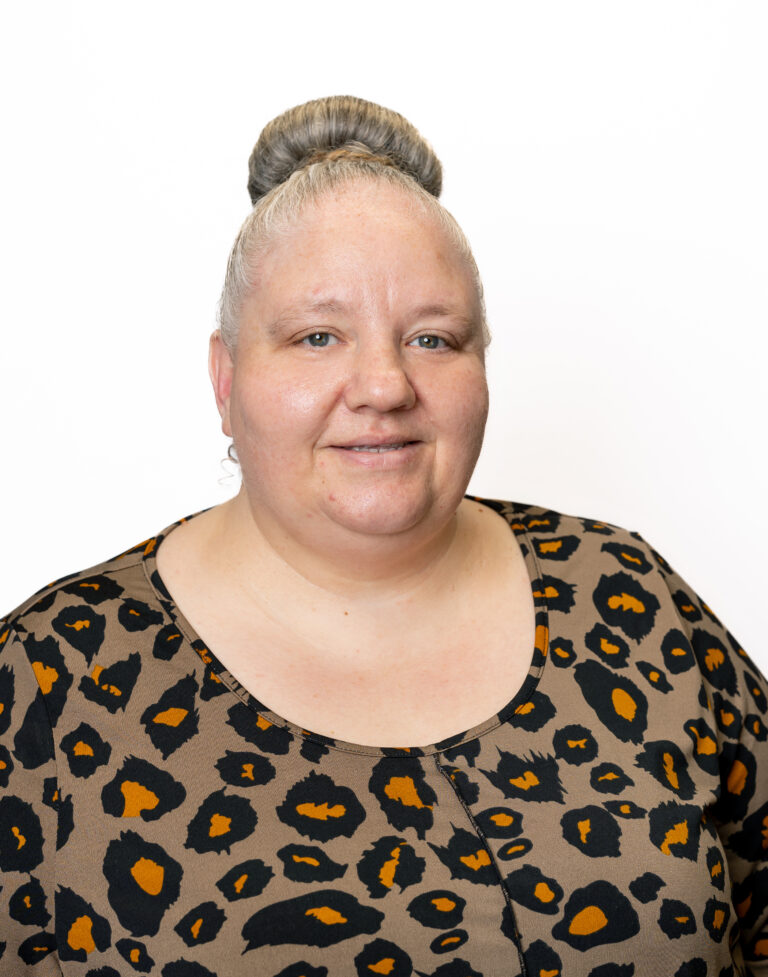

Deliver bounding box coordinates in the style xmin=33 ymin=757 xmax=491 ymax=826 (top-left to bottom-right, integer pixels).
xmin=247 ymin=95 xmax=442 ymax=204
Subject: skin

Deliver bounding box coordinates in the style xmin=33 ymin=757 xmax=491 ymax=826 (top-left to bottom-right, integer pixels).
xmin=157 ymin=179 xmax=535 ymax=744
xmin=208 ymin=179 xmax=491 ymax=594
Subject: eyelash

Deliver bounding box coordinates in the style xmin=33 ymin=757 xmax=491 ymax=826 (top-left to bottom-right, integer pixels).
xmin=300 ymin=332 xmax=339 ymax=348
xmin=410 ymin=335 xmax=449 ymax=350
xmin=298 ymin=332 xmax=450 ymax=350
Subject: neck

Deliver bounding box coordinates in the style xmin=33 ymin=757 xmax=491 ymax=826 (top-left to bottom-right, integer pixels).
xmin=207 ymin=489 xmax=473 ymax=606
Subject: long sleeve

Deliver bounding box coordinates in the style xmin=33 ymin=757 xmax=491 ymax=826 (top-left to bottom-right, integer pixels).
xmin=639 ymin=536 xmax=768 ymax=975
xmin=0 ymin=624 xmax=61 ymax=975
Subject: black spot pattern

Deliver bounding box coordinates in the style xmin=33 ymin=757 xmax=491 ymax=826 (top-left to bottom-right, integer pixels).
xmin=1 ymin=497 xmax=764 ymax=975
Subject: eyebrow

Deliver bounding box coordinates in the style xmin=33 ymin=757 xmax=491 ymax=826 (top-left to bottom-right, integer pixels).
xmin=407 ymin=303 xmax=477 ymax=327
xmin=266 ymin=300 xmax=476 ymax=336
xmin=265 ymin=300 xmax=350 ymax=337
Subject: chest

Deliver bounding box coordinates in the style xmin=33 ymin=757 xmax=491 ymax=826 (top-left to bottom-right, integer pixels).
xmin=51 ymin=640 xmax=731 ymax=977
xmin=195 ymin=575 xmax=537 ymax=749
xmin=45 ymin=523 xmax=741 ymax=976
xmin=155 ymin=508 xmax=538 ymax=748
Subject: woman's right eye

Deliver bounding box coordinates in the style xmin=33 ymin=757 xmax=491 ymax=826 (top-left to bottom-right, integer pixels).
xmin=301 ymin=332 xmax=337 ymax=347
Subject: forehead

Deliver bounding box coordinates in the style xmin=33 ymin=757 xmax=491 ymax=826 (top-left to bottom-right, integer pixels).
xmin=248 ymin=181 xmax=476 ymax=322
xmin=289 ymin=179 xmax=446 ymax=239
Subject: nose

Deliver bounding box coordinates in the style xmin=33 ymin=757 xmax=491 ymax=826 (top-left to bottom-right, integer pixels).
xmin=343 ymin=340 xmax=417 ymax=413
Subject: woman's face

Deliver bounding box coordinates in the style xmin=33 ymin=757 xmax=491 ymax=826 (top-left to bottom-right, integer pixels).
xmin=211 ymin=181 xmax=489 ymax=545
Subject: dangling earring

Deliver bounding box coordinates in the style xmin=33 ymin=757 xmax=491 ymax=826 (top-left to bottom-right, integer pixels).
xmin=217 ymin=442 xmax=241 ymax=488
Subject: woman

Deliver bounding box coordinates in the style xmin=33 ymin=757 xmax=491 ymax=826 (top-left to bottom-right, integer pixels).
xmin=0 ymin=96 xmax=765 ymax=976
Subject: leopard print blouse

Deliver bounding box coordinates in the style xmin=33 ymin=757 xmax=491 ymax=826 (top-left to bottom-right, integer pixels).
xmin=1 ymin=498 xmax=765 ymax=976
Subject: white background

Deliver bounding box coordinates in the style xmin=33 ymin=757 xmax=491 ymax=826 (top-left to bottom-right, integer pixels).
xmin=1 ymin=2 xmax=766 ymax=664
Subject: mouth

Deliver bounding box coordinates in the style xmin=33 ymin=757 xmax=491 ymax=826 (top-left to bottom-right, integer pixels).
xmin=342 ymin=442 xmax=413 ymax=453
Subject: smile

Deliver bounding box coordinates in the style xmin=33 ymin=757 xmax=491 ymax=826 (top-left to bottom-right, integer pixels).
xmin=346 ymin=443 xmax=409 ymax=453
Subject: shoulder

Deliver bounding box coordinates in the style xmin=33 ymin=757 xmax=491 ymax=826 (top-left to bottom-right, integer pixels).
xmin=0 ymin=516 xmax=193 ymax=683
xmin=479 ymin=494 xmax=713 ymax=611
xmin=471 ymin=494 xmax=648 ymax=556
xmin=1 ymin=508 xmax=213 ymax=631
xmin=479 ymin=495 xmax=762 ymax=716
xmin=3 ymin=536 xmax=155 ymax=635
xmin=472 ymin=493 xmax=729 ymax=651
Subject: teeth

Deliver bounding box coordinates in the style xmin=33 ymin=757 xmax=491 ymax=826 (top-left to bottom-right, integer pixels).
xmin=349 ymin=443 xmax=407 ymax=453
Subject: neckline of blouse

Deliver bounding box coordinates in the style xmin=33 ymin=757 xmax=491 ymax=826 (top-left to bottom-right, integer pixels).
xmin=140 ymin=496 xmax=550 ymax=758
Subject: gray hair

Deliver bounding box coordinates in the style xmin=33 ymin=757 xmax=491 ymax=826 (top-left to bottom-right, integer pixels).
xmin=218 ymin=96 xmax=489 ymax=351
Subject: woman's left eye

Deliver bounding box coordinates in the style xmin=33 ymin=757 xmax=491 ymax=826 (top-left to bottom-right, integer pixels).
xmin=301 ymin=332 xmax=338 ymax=347
xmin=409 ymin=335 xmax=448 ymax=349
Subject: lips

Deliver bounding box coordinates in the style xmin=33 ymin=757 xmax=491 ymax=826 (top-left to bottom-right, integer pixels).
xmin=346 ymin=443 xmax=409 ymax=453
xmin=333 ymin=438 xmax=420 ymax=452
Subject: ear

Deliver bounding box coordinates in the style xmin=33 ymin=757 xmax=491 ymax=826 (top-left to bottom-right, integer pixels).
xmin=209 ymin=330 xmax=235 ymax=438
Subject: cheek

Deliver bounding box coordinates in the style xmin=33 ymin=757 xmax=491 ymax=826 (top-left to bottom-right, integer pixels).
xmin=230 ymin=368 xmax=339 ymax=451
xmin=429 ymin=365 xmax=489 ymax=445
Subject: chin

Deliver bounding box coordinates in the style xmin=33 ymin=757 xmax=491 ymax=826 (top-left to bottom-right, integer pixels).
xmin=320 ymin=487 xmax=440 ymax=538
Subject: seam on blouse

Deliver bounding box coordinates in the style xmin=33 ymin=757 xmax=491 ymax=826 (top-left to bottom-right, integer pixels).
xmin=433 ymin=754 xmax=529 ymax=977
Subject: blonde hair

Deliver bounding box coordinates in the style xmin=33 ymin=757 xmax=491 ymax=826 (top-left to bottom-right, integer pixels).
xmin=218 ymin=96 xmax=489 ymax=350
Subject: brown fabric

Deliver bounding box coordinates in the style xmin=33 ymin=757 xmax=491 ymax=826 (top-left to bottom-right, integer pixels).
xmin=0 ymin=498 xmax=765 ymax=976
